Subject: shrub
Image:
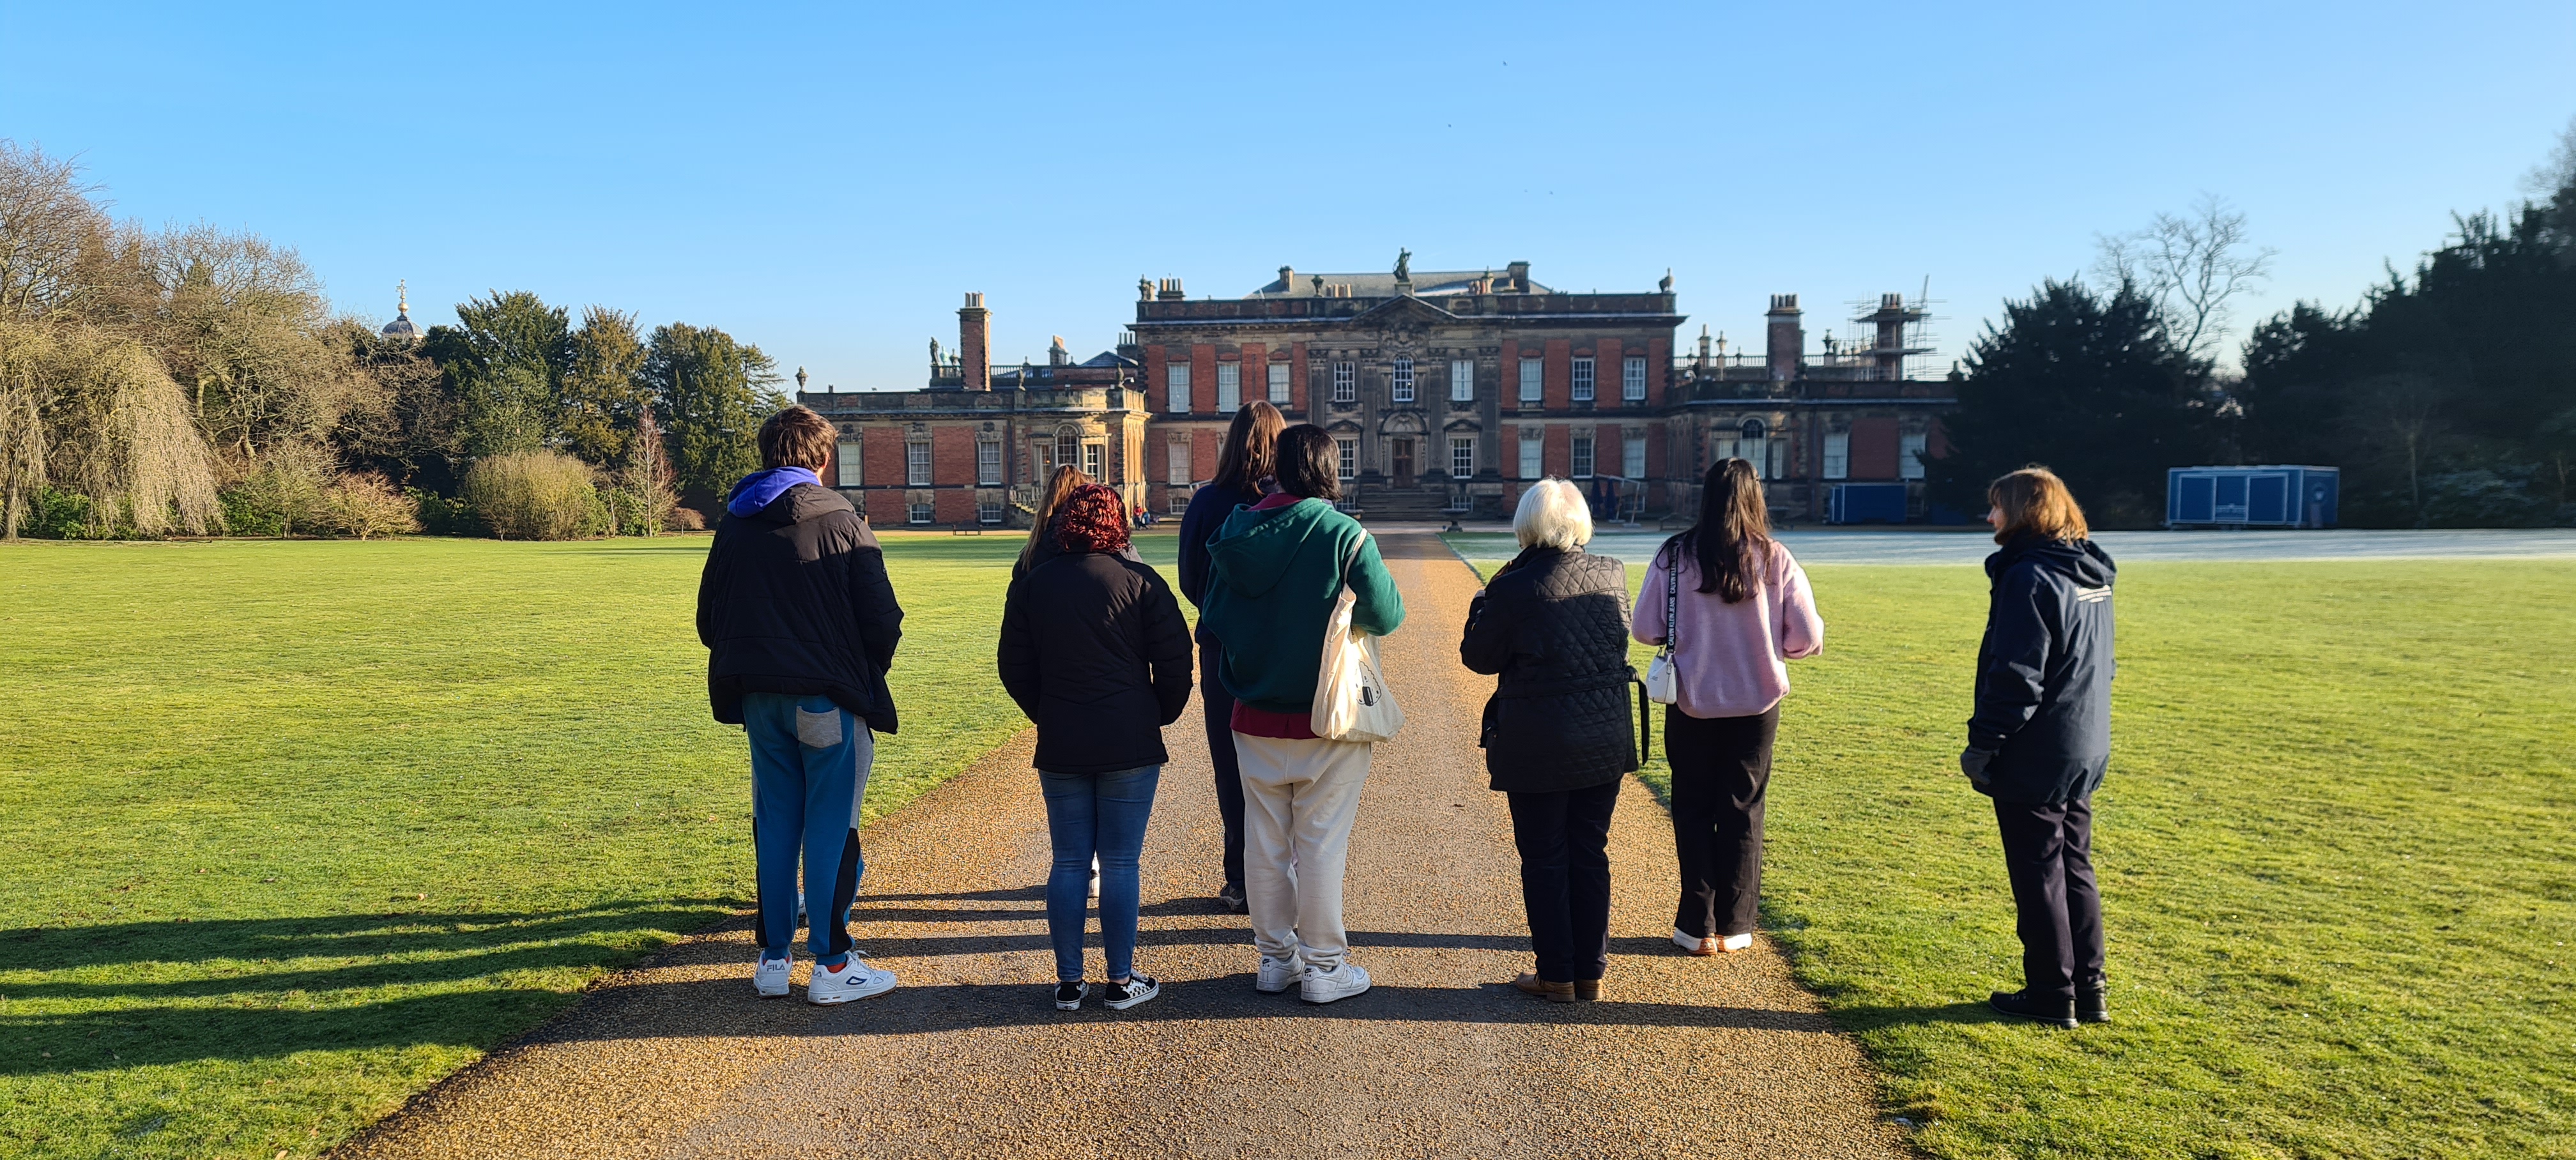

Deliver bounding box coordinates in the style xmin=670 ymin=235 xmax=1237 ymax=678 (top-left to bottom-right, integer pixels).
xmin=668 ymin=505 xmax=706 ymax=531
xmin=316 ymin=472 xmax=421 ymax=539
xmin=9 ymin=486 xmax=94 ymax=539
xmin=410 ymin=489 xmax=480 ymax=537
xmin=459 ymin=450 xmax=599 ymax=540
xmin=218 ymin=445 xmax=333 ymax=536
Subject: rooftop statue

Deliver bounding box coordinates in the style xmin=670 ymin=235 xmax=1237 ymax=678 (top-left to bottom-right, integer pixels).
xmin=1393 ymin=248 xmax=1411 ymax=281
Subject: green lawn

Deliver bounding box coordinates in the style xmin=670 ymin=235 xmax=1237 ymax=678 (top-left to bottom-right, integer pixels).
xmin=0 ymin=530 xmax=1187 ymax=1160
xmin=1462 ymin=548 xmax=2576 ymax=1159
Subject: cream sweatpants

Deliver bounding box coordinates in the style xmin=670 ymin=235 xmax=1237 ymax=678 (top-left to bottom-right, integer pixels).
xmin=1232 ymin=733 xmax=1374 ymax=971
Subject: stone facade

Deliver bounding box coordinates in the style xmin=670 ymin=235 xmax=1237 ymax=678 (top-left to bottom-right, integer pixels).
xmin=1133 ymin=263 xmax=1680 ymax=522
xmin=795 ymin=275 xmax=1961 ymax=530
xmin=798 ymin=294 xmax=1148 ymax=529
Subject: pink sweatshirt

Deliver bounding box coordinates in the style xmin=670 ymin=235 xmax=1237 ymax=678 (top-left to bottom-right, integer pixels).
xmin=1632 ymin=538 xmax=1825 ymax=719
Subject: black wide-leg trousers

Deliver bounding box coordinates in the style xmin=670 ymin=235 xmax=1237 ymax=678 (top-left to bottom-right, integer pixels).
xmin=1664 ymin=704 xmax=1777 ymax=940
xmin=1505 ymin=779 xmax=1620 ymax=983
xmin=1993 ymin=795 xmax=2105 ymax=1001
xmin=1198 ymin=639 xmax=1246 ymax=891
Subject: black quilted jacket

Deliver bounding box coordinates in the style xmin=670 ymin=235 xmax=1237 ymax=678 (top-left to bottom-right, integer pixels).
xmin=1460 ymin=547 xmax=1639 ymax=793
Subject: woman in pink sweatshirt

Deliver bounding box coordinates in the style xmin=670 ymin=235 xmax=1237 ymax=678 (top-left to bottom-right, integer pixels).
xmin=1632 ymin=458 xmax=1824 ymax=954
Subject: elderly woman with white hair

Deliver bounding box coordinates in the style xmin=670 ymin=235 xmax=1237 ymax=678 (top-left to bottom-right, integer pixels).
xmin=1459 ymin=478 xmax=1637 ymax=1002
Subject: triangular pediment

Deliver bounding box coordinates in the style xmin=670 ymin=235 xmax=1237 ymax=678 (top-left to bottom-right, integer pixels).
xmin=1353 ymin=294 xmax=1460 ymax=327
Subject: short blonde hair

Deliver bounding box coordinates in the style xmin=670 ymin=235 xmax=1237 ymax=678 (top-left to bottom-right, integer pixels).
xmin=1513 ymin=478 xmax=1593 ymax=551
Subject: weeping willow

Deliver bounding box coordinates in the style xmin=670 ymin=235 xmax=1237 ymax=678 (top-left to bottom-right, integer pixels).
xmin=0 ymin=321 xmax=221 ymax=537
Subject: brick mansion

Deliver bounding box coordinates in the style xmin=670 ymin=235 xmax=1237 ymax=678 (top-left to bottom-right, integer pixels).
xmin=797 ymin=259 xmax=1956 ymax=528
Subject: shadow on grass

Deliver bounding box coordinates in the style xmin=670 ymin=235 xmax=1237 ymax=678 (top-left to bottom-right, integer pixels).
xmin=0 ymin=899 xmax=732 ymax=1076
xmin=1823 ymin=1000 xmax=2010 ymax=1032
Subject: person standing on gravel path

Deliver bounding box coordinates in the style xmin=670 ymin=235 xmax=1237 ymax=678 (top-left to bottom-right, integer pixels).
xmin=1634 ymin=458 xmax=1823 ymax=958
xmin=999 ymin=484 xmax=1194 ymax=1013
xmin=698 ymin=406 xmax=905 ymax=1006
xmin=1460 ymin=478 xmax=1637 ymax=1004
xmin=1961 ymin=466 xmax=2116 ymax=1031
xmin=1200 ymin=424 xmax=1405 ymax=1006
xmin=1176 ymin=401 xmax=1287 ymax=916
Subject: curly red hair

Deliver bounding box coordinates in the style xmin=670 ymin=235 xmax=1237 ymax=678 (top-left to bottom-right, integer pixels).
xmin=1053 ymin=484 xmax=1132 ymax=554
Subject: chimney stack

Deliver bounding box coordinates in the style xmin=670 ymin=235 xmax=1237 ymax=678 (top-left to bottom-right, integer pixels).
xmin=1506 ymin=261 xmax=1532 ymax=293
xmin=1049 ymin=335 xmax=1070 ymax=367
xmin=1156 ymin=277 xmax=1186 ymax=301
xmin=1765 ymin=294 xmax=1803 ymax=383
xmin=959 ymin=292 xmax=990 ymax=392
xmin=1278 ymin=266 xmax=1295 ymax=294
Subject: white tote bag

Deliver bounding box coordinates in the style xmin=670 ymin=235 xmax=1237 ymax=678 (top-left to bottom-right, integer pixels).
xmin=1311 ymin=531 xmax=1406 ymax=743
xmin=1642 ymin=544 xmax=1682 ymax=705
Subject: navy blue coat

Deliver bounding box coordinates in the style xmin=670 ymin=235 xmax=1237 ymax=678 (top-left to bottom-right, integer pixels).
xmin=1968 ymin=536 xmax=2117 ymax=804
xmin=1177 ymin=480 xmax=1261 ymax=612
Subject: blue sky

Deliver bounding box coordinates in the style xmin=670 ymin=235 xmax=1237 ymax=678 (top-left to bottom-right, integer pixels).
xmin=6 ymin=1 xmax=2570 ymax=388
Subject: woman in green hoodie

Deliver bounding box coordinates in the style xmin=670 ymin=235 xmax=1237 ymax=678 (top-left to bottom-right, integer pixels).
xmin=1200 ymin=425 xmax=1405 ymax=1006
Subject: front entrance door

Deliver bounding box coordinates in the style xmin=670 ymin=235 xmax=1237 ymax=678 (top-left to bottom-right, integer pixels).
xmin=1391 ymin=438 xmax=1415 ymax=484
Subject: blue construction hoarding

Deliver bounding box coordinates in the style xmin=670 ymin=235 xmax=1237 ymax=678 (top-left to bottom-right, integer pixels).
xmin=2166 ymin=466 xmax=2338 ymax=528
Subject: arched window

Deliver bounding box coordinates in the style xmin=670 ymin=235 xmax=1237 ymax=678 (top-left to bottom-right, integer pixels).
xmin=1057 ymin=427 xmax=1080 ymax=475
xmin=1740 ymin=418 xmax=1766 ymax=443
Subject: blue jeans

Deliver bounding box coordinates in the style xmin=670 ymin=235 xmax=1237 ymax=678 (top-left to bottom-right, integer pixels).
xmin=743 ymin=692 xmax=872 ymax=967
xmin=1038 ymin=765 xmax=1161 ymax=983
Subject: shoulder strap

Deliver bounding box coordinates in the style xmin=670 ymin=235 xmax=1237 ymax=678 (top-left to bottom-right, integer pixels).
xmin=1333 ymin=528 xmax=1368 ymax=599
xmin=1662 ymin=542 xmax=1680 ymax=650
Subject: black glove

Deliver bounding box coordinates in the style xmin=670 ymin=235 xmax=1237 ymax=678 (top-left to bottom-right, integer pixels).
xmin=1958 ymin=747 xmax=1996 ymax=787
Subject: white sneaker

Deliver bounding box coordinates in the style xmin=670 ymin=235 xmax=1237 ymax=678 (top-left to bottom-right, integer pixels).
xmin=755 ymin=955 xmax=792 ymax=998
xmin=1674 ymin=928 xmax=1752 ymax=954
xmin=1256 ymin=955 xmax=1305 ymax=994
xmin=1300 ymin=962 xmax=1371 ymax=1005
xmin=806 ymin=959 xmax=898 ymax=1005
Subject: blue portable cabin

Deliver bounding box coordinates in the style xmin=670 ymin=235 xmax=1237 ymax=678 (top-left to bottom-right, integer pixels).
xmin=1828 ymin=482 xmax=1911 ymax=524
xmin=2165 ymin=466 xmax=2338 ymax=528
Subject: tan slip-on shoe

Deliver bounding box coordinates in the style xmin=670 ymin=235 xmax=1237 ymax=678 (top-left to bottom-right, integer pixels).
xmin=1513 ymin=972 xmax=1575 ymax=1003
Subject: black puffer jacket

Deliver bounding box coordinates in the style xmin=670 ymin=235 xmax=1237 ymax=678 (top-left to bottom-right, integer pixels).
xmin=1968 ymin=535 xmax=2117 ymax=804
xmin=1460 ymin=547 xmax=1638 ymax=793
xmin=997 ymin=549 xmax=1195 ymax=775
xmin=696 ymin=484 xmax=905 ymax=732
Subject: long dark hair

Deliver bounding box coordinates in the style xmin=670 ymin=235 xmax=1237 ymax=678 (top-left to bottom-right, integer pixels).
xmin=1672 ymin=458 xmax=1772 ymax=603
xmin=1211 ymin=401 xmax=1286 ymax=491
xmin=1274 ymin=425 xmax=1341 ymax=501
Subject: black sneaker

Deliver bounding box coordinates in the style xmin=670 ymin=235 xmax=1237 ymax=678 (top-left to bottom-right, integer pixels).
xmin=1216 ymin=882 xmax=1248 ymax=914
xmin=1989 ymin=989 xmax=2078 ymax=1029
xmin=1054 ymin=981 xmax=1087 ymax=1011
xmin=1103 ymin=974 xmax=1160 ymax=1011
xmin=2076 ymin=981 xmax=2110 ymax=1025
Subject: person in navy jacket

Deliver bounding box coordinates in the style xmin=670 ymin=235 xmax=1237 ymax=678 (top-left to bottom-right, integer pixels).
xmin=1960 ymin=466 xmax=2117 ymax=1030
xmin=1174 ymin=401 xmax=1285 ymax=913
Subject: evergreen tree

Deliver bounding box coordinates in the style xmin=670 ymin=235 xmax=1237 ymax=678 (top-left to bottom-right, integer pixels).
xmin=424 ymin=291 xmax=571 ymax=459
xmin=1929 ymin=279 xmax=2214 ymax=526
xmin=2237 ymin=198 xmax=2576 ymax=526
xmin=644 ymin=321 xmax=782 ymax=507
xmin=560 ymin=307 xmax=652 ymax=466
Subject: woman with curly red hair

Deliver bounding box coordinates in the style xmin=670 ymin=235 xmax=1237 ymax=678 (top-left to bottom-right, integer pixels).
xmin=997 ymin=484 xmax=1194 ymax=1012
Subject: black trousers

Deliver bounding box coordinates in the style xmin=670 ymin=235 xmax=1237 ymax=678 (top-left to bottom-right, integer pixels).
xmin=1199 ymin=640 xmax=1246 ymax=890
xmin=1506 ymin=779 xmax=1620 ymax=982
xmin=1993 ymin=796 xmax=2105 ymax=1002
xmin=1664 ymin=705 xmax=1777 ymax=939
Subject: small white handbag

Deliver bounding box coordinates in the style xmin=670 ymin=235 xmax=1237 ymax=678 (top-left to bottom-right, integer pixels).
xmin=1311 ymin=531 xmax=1406 ymax=743
xmin=1642 ymin=544 xmax=1681 ymax=705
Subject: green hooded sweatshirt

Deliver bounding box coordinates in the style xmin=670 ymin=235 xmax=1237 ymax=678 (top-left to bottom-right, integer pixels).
xmin=1199 ymin=497 xmax=1406 ymax=714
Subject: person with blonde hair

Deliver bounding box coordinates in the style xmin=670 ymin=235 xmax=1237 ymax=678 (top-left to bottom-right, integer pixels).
xmin=1460 ymin=478 xmax=1635 ymax=1002
xmin=1632 ymin=458 xmax=1823 ymax=957
xmin=1962 ymin=466 xmax=2117 ymax=1030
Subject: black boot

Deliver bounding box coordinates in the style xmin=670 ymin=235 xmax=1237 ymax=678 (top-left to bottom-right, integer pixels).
xmin=2076 ymin=979 xmax=2109 ymax=1024
xmin=1989 ymin=989 xmax=2078 ymax=1029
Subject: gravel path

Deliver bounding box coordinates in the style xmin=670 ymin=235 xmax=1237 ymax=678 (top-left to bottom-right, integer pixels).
xmin=339 ymin=533 xmax=1905 ymax=1159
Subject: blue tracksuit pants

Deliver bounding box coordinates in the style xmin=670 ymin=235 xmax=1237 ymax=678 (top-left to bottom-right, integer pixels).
xmin=742 ymin=692 xmax=871 ymax=966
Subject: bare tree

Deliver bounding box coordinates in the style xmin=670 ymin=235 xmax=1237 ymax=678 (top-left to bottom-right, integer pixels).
xmin=2520 ymin=113 xmax=2576 ymax=198
xmin=2094 ymin=193 xmax=2278 ymax=364
xmin=0 ymin=141 xmax=111 ymax=324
